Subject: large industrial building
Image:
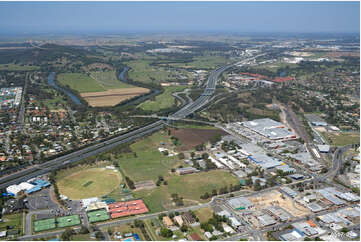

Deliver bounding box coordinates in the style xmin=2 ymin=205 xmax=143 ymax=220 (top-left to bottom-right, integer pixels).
xmin=241 ymin=118 xmax=296 ymax=140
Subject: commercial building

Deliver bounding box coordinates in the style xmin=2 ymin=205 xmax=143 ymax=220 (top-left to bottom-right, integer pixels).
xmin=228 ymin=197 xmax=253 ymax=210
xmin=6 ymin=182 xmax=35 ymax=197
xmin=241 ymin=118 xmax=296 ymax=140
xmin=267 ymin=207 xmax=291 ymax=222
xmin=292 ymin=221 xmax=320 ymax=237
xmin=248 ymin=153 xmax=283 ymax=170
xmin=280 ymin=186 xmax=298 ymax=198
xmin=307 ymin=203 xmax=325 ymax=213
xmin=86 ymin=202 xmax=108 ymax=212
xmin=317 ymin=145 xmax=330 ymax=153
xmin=81 ymin=197 xmax=99 ymax=209
xmin=257 ymin=214 xmax=277 ymax=227
xmin=280 ymin=230 xmax=304 ymax=241
xmin=229 ymin=217 xmax=242 ymax=229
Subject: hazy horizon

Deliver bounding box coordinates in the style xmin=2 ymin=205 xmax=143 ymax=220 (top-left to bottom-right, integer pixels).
xmin=0 ymin=1 xmax=359 ymax=35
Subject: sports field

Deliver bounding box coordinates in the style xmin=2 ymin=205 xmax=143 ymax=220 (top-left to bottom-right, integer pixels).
xmin=87 ymin=209 xmax=110 ymax=223
xmin=57 ymin=168 xmax=122 ymax=199
xmin=57 ymin=215 xmax=81 ymax=228
xmin=33 ymin=218 xmax=56 ymax=232
xmin=138 ymin=86 xmax=187 ymax=111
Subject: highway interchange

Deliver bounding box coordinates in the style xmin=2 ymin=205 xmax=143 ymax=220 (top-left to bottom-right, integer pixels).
xmin=4 ymin=52 xmax=358 ymax=241
xmin=0 ymin=55 xmax=257 ymax=189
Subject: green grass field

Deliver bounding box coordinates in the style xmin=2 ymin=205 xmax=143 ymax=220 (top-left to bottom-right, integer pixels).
xmin=126 ymin=60 xmax=171 ymax=84
xmin=322 ymin=132 xmax=360 ymax=146
xmin=57 ymin=73 xmax=105 ymax=93
xmin=116 ymin=131 xmax=182 ymax=182
xmin=57 ymin=168 xmax=122 ymax=199
xmin=134 ymin=170 xmax=239 ymax=213
xmin=90 ymin=71 xmax=134 ymax=89
xmin=138 ymin=86 xmax=187 ymax=111
xmin=114 ymin=130 xmax=238 ymax=212
xmin=167 ymin=55 xmax=228 ymax=69
xmin=194 ymin=207 xmax=214 ymax=223
xmin=0 ymin=213 xmax=23 ymax=235
xmin=71 ymin=234 xmax=92 ymax=241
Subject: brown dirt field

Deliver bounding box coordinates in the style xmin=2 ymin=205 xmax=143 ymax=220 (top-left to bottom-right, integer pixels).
xmin=80 ymin=87 xmax=149 ymax=107
xmin=248 ymin=190 xmax=311 ymax=217
xmin=170 ymin=128 xmax=227 ymax=151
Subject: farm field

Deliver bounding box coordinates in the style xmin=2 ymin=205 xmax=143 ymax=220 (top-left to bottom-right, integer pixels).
xmin=134 ymin=170 xmax=239 ymax=213
xmin=56 ymin=167 xmax=122 ymax=199
xmin=57 ymin=73 xmax=104 ymax=93
xmin=322 ymin=131 xmax=360 ymax=146
xmin=126 ymin=60 xmax=171 ymax=84
xmin=138 ymin=86 xmax=187 ymax=111
xmin=90 ymin=70 xmax=134 ymax=89
xmin=116 ymin=131 xmax=182 ymax=182
xmin=167 ymin=55 xmax=228 ymax=69
xmin=80 ymin=87 xmax=149 ymax=107
xmin=58 ymin=71 xmax=149 ymax=106
xmin=169 ymin=127 xmax=227 ymax=151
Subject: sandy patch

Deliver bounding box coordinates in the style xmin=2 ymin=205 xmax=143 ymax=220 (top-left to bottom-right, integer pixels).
xmin=81 ymin=87 xmax=149 ymax=107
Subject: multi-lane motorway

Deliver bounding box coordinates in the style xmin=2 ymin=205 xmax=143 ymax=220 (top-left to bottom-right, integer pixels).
xmin=0 ymin=56 xmax=257 ymax=189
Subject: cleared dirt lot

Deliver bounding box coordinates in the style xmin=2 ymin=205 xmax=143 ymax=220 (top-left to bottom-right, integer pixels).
xmin=80 ymin=87 xmax=149 ymax=107
xmin=170 ymin=128 xmax=227 ymax=151
xmin=248 ymin=190 xmax=311 ymax=217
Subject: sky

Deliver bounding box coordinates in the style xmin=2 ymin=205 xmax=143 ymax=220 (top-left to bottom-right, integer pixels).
xmin=0 ymin=1 xmax=359 ymax=34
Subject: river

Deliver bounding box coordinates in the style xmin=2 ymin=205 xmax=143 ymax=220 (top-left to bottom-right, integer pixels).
xmin=47 ymin=72 xmax=82 ymax=105
xmin=47 ymin=67 xmax=160 ymax=107
xmin=117 ymin=66 xmax=161 ymax=106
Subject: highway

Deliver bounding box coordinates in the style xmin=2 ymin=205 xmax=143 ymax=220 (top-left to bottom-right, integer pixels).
xmin=0 ymin=56 xmax=258 ymax=189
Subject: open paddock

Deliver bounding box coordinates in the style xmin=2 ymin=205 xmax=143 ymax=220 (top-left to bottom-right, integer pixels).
xmin=80 ymin=87 xmax=149 ymax=107
xmin=170 ymin=127 xmax=227 ymax=151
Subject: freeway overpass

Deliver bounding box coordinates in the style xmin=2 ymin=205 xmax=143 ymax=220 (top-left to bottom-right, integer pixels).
xmin=0 ymin=55 xmax=258 ymax=189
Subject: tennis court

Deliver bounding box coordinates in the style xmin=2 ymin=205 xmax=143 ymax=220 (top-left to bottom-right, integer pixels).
xmin=87 ymin=209 xmax=110 ymax=223
xmin=33 ymin=218 xmax=56 ymax=232
xmin=57 ymin=215 xmax=81 ymax=228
